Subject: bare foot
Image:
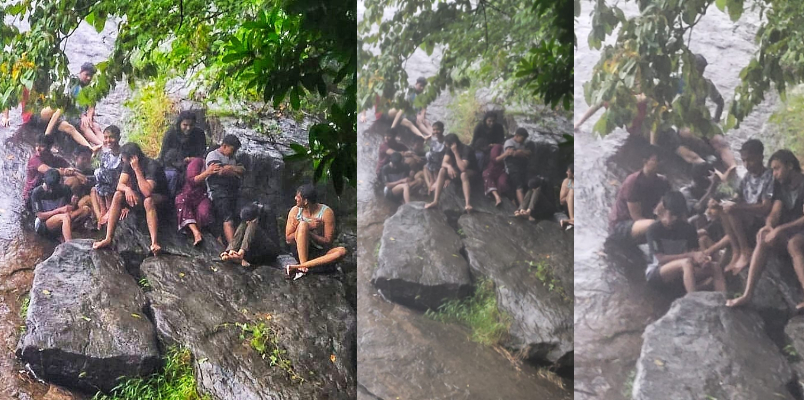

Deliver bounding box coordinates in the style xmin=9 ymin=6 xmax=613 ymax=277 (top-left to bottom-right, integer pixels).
xmin=797 ymin=302 xmax=804 ymax=313
xmin=731 ymin=253 xmax=751 ymax=275
xmin=726 ymin=294 xmax=751 ymax=307
xmin=424 ymin=201 xmax=438 ymax=209
xmin=240 ymin=259 xmax=251 ymax=268
xmin=99 ymin=212 xmax=109 ymax=227
xmin=93 ymin=238 xmax=112 ymax=250
xmin=119 ymin=208 xmax=130 ymax=220
xmin=465 ymin=205 xmax=473 ymax=213
xmin=229 ymin=252 xmax=243 ymax=262
xmin=150 ymin=243 xmax=162 ymax=256
xmin=193 ymin=235 xmax=203 ymax=247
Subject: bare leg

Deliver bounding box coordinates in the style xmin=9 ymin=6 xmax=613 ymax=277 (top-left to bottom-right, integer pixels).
xmin=45 ymin=213 xmax=72 ymax=242
xmin=93 ymin=191 xmax=125 ymax=249
xmin=144 ymin=194 xmax=164 ymax=255
xmin=295 ymin=221 xmax=310 ymax=264
xmin=709 ymin=135 xmax=736 ymax=170
xmin=223 ymin=220 xmax=235 ymax=245
xmin=291 ymin=247 xmax=348 ymax=271
xmin=58 ymin=121 xmax=95 ymax=148
xmin=400 ymin=118 xmax=426 ymax=139
xmin=516 ymin=188 xmax=525 ymax=208
xmin=424 ymin=168 xmax=434 ymax=193
xmin=78 ymin=123 xmax=103 ymax=146
xmin=461 ymin=170 xmax=475 ymax=212
xmin=566 ymin=188 xmax=574 ymax=223
xmin=187 ymin=223 xmax=203 ymax=245
xmin=491 ymin=190 xmax=502 ymax=206
xmin=90 ymin=187 xmax=103 ymax=223
xmin=659 ymin=258 xmax=697 ymax=293
xmin=727 ymin=212 xmax=752 ymax=274
xmin=727 ymin=228 xmax=775 ymax=307
xmin=391 ymin=183 xmax=410 ymax=204
xmin=788 ymin=234 xmax=804 ymax=310
xmin=425 ymin=167 xmax=448 ymax=209
xmin=391 ymin=108 xmax=404 ymax=128
xmin=718 ymin=213 xmax=741 ymax=273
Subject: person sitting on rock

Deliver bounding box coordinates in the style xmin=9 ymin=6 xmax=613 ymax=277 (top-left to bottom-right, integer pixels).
xmin=407 ymin=139 xmax=428 ymax=194
xmin=424 ymin=121 xmax=446 ymax=194
xmin=608 ymin=145 xmax=671 ymax=244
xmin=382 ymin=152 xmax=414 ymax=204
xmin=646 ymin=190 xmax=726 ymax=293
xmin=515 ymin=176 xmax=554 ymax=221
xmin=90 ymin=125 xmax=123 ymax=230
xmin=471 ymin=111 xmax=505 ymax=170
xmin=205 ymin=134 xmax=245 ymax=245
xmin=727 ymin=149 xmax=804 ymax=310
xmin=23 ymin=134 xmax=81 ymax=207
xmin=71 ymin=146 xmax=97 ymax=223
xmin=376 ymin=129 xmax=409 ymax=177
xmin=221 ymin=202 xmax=281 ymax=267
xmin=390 ymin=76 xmax=431 ymax=140
xmin=680 ymin=162 xmax=721 ymax=229
xmin=483 ymin=142 xmax=509 ymax=207
xmin=175 ymin=157 xmax=215 ymax=246
xmin=503 ymin=128 xmax=533 ymax=207
xmin=93 ymin=142 xmax=170 ymax=255
xmin=425 ymin=133 xmax=479 ymax=212
xmin=285 ymin=184 xmax=348 ymax=278
xmin=30 ymin=169 xmax=90 ymax=242
xmin=41 ymin=62 xmax=104 ymax=150
xmin=158 ymin=111 xmax=207 ymax=198
xmin=560 ymin=164 xmax=574 ymax=229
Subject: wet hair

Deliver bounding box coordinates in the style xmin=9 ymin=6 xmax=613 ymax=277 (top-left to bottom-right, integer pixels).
xmin=693 ymin=54 xmax=708 ymax=71
xmin=80 ymin=62 xmax=97 ymax=75
xmin=643 ymin=145 xmax=661 ymax=163
xmin=662 ymin=191 xmax=689 ymax=218
xmin=528 ymin=176 xmax=546 ymax=189
xmin=740 ymin=139 xmax=764 ymax=156
xmin=240 ymin=202 xmax=261 ymax=222
xmin=416 ymin=76 xmax=428 ymax=86
xmin=389 ymin=152 xmax=403 ymax=165
xmin=222 ymin=134 xmax=241 ymax=151
xmin=297 ymin=183 xmax=318 ymax=204
xmin=432 ymin=121 xmax=444 ymax=131
xmin=74 ymin=146 xmax=92 ymax=159
xmin=43 ymin=168 xmax=61 ymax=187
xmin=384 ymin=129 xmax=396 ymax=138
xmin=514 ymin=128 xmax=529 ymax=138
xmin=567 ymin=164 xmax=574 ymax=174
xmin=36 ymin=133 xmax=54 ymax=148
xmin=444 ymin=133 xmax=463 ymax=147
xmin=691 ymin=162 xmax=715 ymax=182
xmin=177 ymin=110 xmax=197 ymax=125
xmin=769 ymin=149 xmax=802 ymax=172
xmin=120 ymin=142 xmax=145 ymax=160
xmin=483 ymin=111 xmax=497 ymax=122
xmin=103 ymin=125 xmax=121 ymax=139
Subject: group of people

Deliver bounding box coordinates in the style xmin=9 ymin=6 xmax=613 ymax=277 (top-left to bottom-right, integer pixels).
xmin=370 ymin=76 xmax=574 ymax=226
xmin=609 ymin=140 xmax=804 ymax=310
xmin=10 ymin=63 xmax=346 ymax=278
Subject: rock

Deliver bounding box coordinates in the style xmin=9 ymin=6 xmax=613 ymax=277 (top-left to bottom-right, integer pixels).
xmin=734 ymin=255 xmax=801 ymax=343
xmin=784 ymin=316 xmax=804 ymax=391
xmin=141 ymin=254 xmax=356 ymax=400
xmin=458 ymin=214 xmax=573 ymax=367
xmin=633 ymin=292 xmax=796 ymax=400
xmin=435 ymin=182 xmax=519 ymax=218
xmin=371 ymin=202 xmax=472 ymax=311
xmin=16 ymin=240 xmax=160 ymax=393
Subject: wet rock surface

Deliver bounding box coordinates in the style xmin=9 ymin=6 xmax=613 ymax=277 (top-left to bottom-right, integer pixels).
xmin=16 ymin=240 xmax=160 ymax=393
xmin=459 ymin=214 xmax=573 ymax=367
xmin=372 ymin=202 xmax=472 ymax=310
xmin=633 ymin=292 xmax=797 ymax=400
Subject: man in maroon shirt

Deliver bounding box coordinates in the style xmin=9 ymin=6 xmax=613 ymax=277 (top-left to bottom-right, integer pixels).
xmin=376 ymin=130 xmax=411 ymax=175
xmin=23 ymin=134 xmax=85 ymax=205
xmin=608 ymin=146 xmax=672 ymax=244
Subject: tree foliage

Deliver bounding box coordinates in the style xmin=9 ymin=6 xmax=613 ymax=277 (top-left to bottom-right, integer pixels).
xmin=358 ymin=0 xmax=576 ymax=117
xmin=583 ymin=0 xmax=804 ymax=140
xmin=0 ymin=0 xmax=355 ymax=194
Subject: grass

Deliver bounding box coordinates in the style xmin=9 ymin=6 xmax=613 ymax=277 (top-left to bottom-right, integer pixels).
xmin=18 ymin=293 xmax=29 ymax=333
xmin=425 ymin=279 xmax=511 ymax=346
xmin=769 ymin=87 xmax=804 ymax=160
xmin=527 ymin=259 xmax=571 ymax=303
xmin=92 ymin=347 xmax=210 ymax=400
xmin=446 ymin=84 xmax=483 ymax=144
xmin=124 ymin=78 xmax=176 ymax=158
xmin=138 ymin=278 xmax=151 ymax=291
xmin=622 ymin=368 xmax=636 ymax=398
xmin=217 ymin=321 xmax=305 ymax=384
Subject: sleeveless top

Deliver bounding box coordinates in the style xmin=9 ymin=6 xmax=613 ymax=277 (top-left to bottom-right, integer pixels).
xmin=567 ymin=179 xmax=573 ymax=190
xmin=296 ymin=204 xmax=330 ymax=249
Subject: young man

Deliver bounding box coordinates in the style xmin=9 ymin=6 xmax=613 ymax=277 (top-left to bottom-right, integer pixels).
xmin=646 ymin=191 xmax=726 ymax=293
xmin=41 ymin=63 xmax=104 ymax=148
xmin=679 ymin=162 xmax=719 ymax=227
xmin=205 ymin=134 xmax=245 ymax=245
xmin=503 ymin=128 xmax=533 ymax=207
xmin=23 ymin=134 xmax=81 ymax=205
xmin=91 ymin=125 xmax=123 ymax=229
xmin=382 ymin=152 xmax=414 ymax=204
xmin=425 ymin=133 xmax=479 ymax=212
xmin=424 ymin=121 xmax=446 ymax=194
xmin=30 ymin=169 xmax=91 ymax=242
xmin=70 ymin=146 xmax=97 ymax=219
xmin=608 ymin=146 xmax=672 ymax=244
xmin=221 ymin=202 xmax=280 ymax=267
xmin=727 ymin=150 xmax=804 ymax=309
xmin=390 ymin=76 xmax=431 ymax=140
xmin=285 ymin=184 xmax=348 ymax=278
xmin=376 ymin=129 xmax=410 ymax=176
xmin=92 ymin=143 xmax=169 ymax=255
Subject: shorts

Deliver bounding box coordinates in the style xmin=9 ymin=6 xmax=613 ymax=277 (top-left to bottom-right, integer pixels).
xmin=426 ymin=151 xmax=444 ymax=172
xmin=212 ymin=196 xmax=238 ymax=223
xmin=609 ymin=220 xmax=635 ymax=243
xmin=383 ymin=186 xmax=396 ymax=199
xmin=34 ymin=217 xmax=49 ymax=236
xmin=507 ymin=168 xmax=528 ymax=191
xmin=645 ymin=262 xmax=663 ymax=286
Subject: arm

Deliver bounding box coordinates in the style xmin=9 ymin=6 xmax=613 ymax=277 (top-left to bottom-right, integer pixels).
xmin=710 ymin=85 xmax=724 ymax=123
xmin=131 ymin=165 xmax=155 ymax=197
xmin=574 ymin=103 xmax=603 ymax=130
xmin=44 ymin=108 xmax=62 ymax=136
xmin=36 ymin=206 xmax=70 ymax=221
xmin=693 ymin=179 xmax=720 ymax=213
xmin=116 ymin=172 xmax=132 ymax=193
xmin=704 ymin=235 xmax=731 ymax=257
xmin=765 ymin=200 xmax=783 ymax=228
xmin=452 ymin=148 xmax=470 ymax=172
xmin=774 ymin=214 xmax=804 ymax=236
xmin=627 ymin=201 xmax=645 ymax=221
xmin=221 ymin=165 xmax=246 ymax=176
xmin=727 ymin=198 xmax=773 ymax=217
xmin=86 ymin=105 xmax=96 ymax=121
xmin=285 ymin=207 xmax=299 ymax=243
xmin=559 ymin=179 xmax=570 ymax=204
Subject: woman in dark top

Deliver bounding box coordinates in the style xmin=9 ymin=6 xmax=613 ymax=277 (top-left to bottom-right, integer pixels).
xmin=158 ymin=111 xmax=207 ymax=197
xmin=471 ymin=111 xmax=505 ymax=170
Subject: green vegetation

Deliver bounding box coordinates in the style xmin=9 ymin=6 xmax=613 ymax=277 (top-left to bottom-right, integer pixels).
xmin=233 ymin=322 xmax=304 ymax=384
xmin=527 ymin=259 xmax=570 ymax=303
xmin=784 ymin=344 xmax=800 ymax=362
xmin=446 ymin=85 xmax=483 ymax=145
xmin=18 ymin=293 xmax=29 ymax=333
xmin=92 ymin=347 xmax=210 ymax=400
xmin=425 ymin=279 xmax=511 ymax=346
xmin=125 ymin=79 xmax=175 ymax=158
xmin=622 ymin=368 xmax=636 ymax=398
xmin=138 ymin=278 xmax=151 ymax=291
xmin=770 ymin=89 xmax=804 ymax=161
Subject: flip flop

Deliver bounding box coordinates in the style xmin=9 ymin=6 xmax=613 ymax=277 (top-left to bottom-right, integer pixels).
xmin=293 ymin=272 xmax=306 ymax=281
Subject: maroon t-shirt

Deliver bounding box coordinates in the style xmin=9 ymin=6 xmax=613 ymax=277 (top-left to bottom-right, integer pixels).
xmin=376 ymin=141 xmax=409 ymax=174
xmin=608 ymin=170 xmax=671 ymax=231
xmin=23 ymin=153 xmax=70 ymax=201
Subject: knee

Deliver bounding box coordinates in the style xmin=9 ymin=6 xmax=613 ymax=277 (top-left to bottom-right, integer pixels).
xmin=461 ymin=172 xmax=469 ymax=180
xmin=144 ymin=196 xmax=155 ymax=209
xmin=788 ymin=238 xmax=804 ymax=254
xmin=112 ymin=190 xmax=125 ymax=202
xmin=334 ymin=247 xmax=347 ymax=259
xmin=297 ymin=221 xmax=309 ymax=232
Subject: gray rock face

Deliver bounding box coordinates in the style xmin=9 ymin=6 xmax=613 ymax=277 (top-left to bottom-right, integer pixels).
xmin=16 ymin=240 xmax=160 ymax=393
xmin=141 ymin=255 xmax=356 ymax=400
xmin=459 ymin=214 xmax=573 ymax=367
xmin=371 ymin=202 xmax=472 ymax=310
xmin=633 ymin=292 xmax=796 ymax=400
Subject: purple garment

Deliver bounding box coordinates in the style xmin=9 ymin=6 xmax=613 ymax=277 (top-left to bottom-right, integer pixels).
xmin=483 ymin=144 xmax=509 ymax=195
xmin=175 ymin=157 xmax=212 ymax=231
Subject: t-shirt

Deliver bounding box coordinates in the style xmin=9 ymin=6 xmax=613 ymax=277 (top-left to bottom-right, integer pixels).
xmin=503 ymin=138 xmax=529 ymax=173
xmin=376 ymin=141 xmax=409 ymax=173
xmin=608 ymin=171 xmax=672 ymax=230
xmin=739 ymin=169 xmax=774 ymax=205
xmin=471 ymin=122 xmax=505 ymax=148
xmin=30 ymin=184 xmax=71 ymax=214
xmin=23 ymin=153 xmax=70 ymax=201
xmin=771 ymin=177 xmax=804 ymax=225
xmin=646 ymin=220 xmax=698 ymax=268
xmin=446 ymin=144 xmax=479 ymax=172
xmin=122 ymin=157 xmax=169 ymax=197
xmin=205 ymin=149 xmax=241 ymax=198
xmin=381 ymin=163 xmax=410 ymax=184
xmin=158 ymin=127 xmax=207 ymax=167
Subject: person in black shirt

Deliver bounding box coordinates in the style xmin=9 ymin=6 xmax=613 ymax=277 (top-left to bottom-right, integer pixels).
xmin=646 ymin=191 xmax=725 ymax=293
xmin=471 ymin=112 xmax=505 ymax=170
xmin=382 ymin=152 xmax=413 ymax=204
xmin=30 ymin=169 xmax=90 ymax=241
xmin=221 ymin=202 xmax=280 ymax=267
xmin=425 ymin=133 xmax=478 ymax=212
xmin=158 ymin=111 xmax=207 ymax=197
xmin=93 ymin=143 xmax=169 ymax=255
xmin=728 ymin=150 xmax=804 ymax=310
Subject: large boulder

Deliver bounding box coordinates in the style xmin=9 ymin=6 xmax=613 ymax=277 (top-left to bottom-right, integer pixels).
xmin=784 ymin=316 xmax=804 ymax=391
xmin=458 ymin=213 xmax=573 ymax=367
xmin=633 ymin=292 xmax=797 ymax=400
xmin=16 ymin=240 xmax=160 ymax=393
xmin=371 ymin=202 xmax=472 ymax=310
xmin=141 ymin=254 xmax=356 ymax=400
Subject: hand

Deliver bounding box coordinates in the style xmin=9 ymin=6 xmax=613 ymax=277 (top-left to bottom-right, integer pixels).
xmin=80 ymin=115 xmax=90 ymax=129
xmin=707 ymin=169 xmax=721 ymax=185
xmin=764 ymin=228 xmax=780 ymax=244
xmin=184 ymin=157 xmax=192 ymax=164
xmin=207 ymin=164 xmax=222 ymax=176
xmin=308 ymin=218 xmax=322 ymax=230
xmin=451 ymin=144 xmax=459 ymax=154
xmin=0 ymin=115 xmax=9 ymax=127
xmin=692 ymin=251 xmax=710 ymax=266
xmin=62 ymin=205 xmax=74 ymax=214
xmin=120 ymin=207 xmax=130 ymax=220
xmin=129 ymin=155 xmax=140 ymax=171
xmin=447 ymin=166 xmax=457 ymax=179
xmin=359 ymin=113 xmax=367 ymax=123
xmin=124 ymin=188 xmax=139 ymax=207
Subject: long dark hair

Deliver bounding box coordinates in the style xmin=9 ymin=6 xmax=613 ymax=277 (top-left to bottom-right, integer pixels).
xmin=120 ymin=142 xmax=145 ymax=160
xmin=173 ymin=110 xmax=197 ymax=133
xmin=769 ymin=149 xmax=801 ymax=172
xmin=444 ymin=133 xmax=464 ymax=149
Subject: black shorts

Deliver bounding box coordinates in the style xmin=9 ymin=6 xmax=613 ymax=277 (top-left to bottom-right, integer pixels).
xmin=34 ymin=217 xmax=50 ymax=236
xmin=212 ymin=196 xmax=238 ymax=223
xmin=508 ymin=169 xmax=528 ymax=191
xmin=609 ymin=220 xmax=636 ymax=243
